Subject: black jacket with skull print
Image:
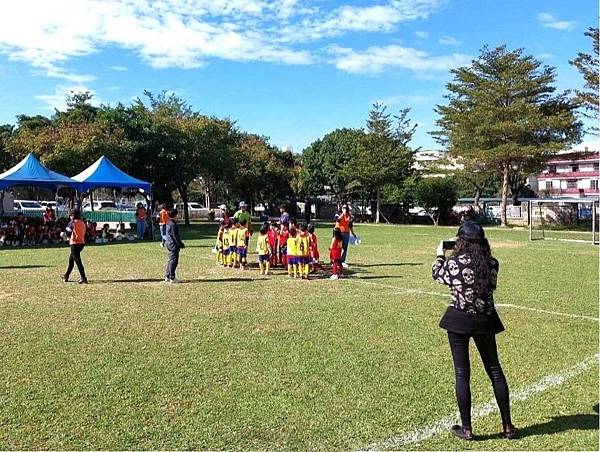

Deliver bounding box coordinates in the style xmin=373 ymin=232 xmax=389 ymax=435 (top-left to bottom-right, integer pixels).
xmin=432 ymin=254 xmax=499 ymax=316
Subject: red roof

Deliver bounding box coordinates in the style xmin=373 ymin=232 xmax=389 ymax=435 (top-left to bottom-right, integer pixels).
xmin=547 ymin=152 xmax=599 ymax=164
xmin=537 ymin=170 xmax=599 ymax=179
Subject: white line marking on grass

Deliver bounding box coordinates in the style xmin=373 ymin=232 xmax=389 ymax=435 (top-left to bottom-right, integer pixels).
xmin=350 ymin=279 xmax=599 ymax=322
xmin=360 ymin=353 xmax=599 ymax=451
xmin=496 ymin=303 xmax=599 ymax=322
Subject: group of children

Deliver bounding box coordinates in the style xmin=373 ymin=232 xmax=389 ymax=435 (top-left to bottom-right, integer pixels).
xmin=215 ymin=219 xmax=345 ymax=280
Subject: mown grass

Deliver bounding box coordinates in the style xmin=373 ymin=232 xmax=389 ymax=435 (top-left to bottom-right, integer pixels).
xmin=0 ymin=222 xmax=597 ymax=450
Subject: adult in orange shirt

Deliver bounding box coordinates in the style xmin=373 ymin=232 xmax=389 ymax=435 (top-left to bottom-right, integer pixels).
xmin=62 ymin=209 xmax=88 ymax=284
xmin=135 ymin=202 xmax=147 ymax=240
xmin=334 ymin=204 xmax=357 ymax=267
xmin=158 ymin=204 xmax=170 ymax=247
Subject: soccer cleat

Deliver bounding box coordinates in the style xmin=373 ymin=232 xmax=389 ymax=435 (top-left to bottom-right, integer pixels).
xmin=164 ymin=277 xmax=170 ymax=283
xmin=78 ymin=278 xmax=88 ymax=285
xmin=169 ymin=278 xmax=181 ymax=284
xmin=329 ymin=274 xmax=339 ymax=280
xmin=342 ymin=262 xmax=349 ymax=269
xmin=502 ymin=425 xmax=518 ymax=439
xmin=61 ymin=274 xmax=69 ymax=283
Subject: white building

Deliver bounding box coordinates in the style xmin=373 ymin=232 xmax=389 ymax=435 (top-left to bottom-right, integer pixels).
xmin=532 ymin=141 xmax=599 ymax=198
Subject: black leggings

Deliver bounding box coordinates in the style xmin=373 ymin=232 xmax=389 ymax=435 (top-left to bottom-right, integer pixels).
xmin=65 ymin=244 xmax=86 ymax=280
xmin=447 ymin=332 xmax=512 ymax=429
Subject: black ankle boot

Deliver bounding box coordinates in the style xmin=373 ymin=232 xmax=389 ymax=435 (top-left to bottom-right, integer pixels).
xmin=451 ymin=425 xmax=474 ymax=440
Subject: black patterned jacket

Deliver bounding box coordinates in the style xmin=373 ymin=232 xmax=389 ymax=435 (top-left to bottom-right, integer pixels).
xmin=432 ymin=254 xmax=499 ymax=315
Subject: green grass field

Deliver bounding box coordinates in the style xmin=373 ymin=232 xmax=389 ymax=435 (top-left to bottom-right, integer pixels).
xmin=0 ymin=223 xmax=597 ymax=450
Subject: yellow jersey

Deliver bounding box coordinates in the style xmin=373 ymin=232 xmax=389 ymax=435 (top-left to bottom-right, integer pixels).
xmin=286 ymin=236 xmax=298 ymax=256
xmin=229 ymin=227 xmax=238 ymax=247
xmin=222 ymin=228 xmax=230 ymax=248
xmin=256 ymin=234 xmax=270 ymax=256
xmin=237 ymin=227 xmax=248 ymax=247
xmin=297 ymin=234 xmax=310 ymax=257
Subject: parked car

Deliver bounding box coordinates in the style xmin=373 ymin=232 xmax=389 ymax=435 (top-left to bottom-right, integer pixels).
xmin=82 ymin=200 xmax=118 ymax=211
xmin=14 ymin=200 xmax=44 ymax=211
xmin=176 ymin=202 xmax=210 ymax=218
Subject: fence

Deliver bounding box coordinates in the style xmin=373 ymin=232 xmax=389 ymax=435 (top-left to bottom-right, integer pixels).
xmin=6 ymin=208 xmax=137 ymax=224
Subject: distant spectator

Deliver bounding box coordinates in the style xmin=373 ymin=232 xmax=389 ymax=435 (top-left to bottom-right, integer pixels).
xmin=62 ymin=209 xmax=88 ymax=284
xmin=158 ymin=204 xmax=169 ymax=247
xmin=101 ymin=224 xmax=113 ymax=243
xmin=43 ymin=206 xmax=56 ymax=224
xmin=135 ymin=202 xmax=147 ymax=239
xmin=279 ymin=205 xmax=290 ymax=225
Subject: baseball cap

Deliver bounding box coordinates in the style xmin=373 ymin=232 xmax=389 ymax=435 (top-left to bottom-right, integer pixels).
xmin=457 ymin=220 xmax=485 ymax=242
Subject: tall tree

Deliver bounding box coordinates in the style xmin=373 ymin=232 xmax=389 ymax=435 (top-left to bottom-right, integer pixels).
xmin=347 ymin=104 xmax=416 ymax=223
xmin=414 ymin=177 xmax=458 ymax=226
xmin=433 ymin=45 xmax=582 ymax=226
xmin=300 ymin=128 xmax=364 ymax=199
xmin=570 ymin=27 xmax=599 ymax=133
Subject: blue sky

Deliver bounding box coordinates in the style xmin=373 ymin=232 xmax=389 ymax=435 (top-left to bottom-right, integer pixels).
xmin=0 ymin=0 xmax=596 ymax=152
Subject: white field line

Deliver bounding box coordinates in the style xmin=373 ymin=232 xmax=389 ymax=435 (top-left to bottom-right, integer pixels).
xmin=360 ymin=353 xmax=599 ymax=451
xmin=349 ymin=279 xmax=600 ymax=322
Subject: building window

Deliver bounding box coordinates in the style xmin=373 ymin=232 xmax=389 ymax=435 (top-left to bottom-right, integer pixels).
xmin=592 ymin=180 xmax=599 ymax=190
xmin=545 ymin=181 xmax=552 ymax=189
xmin=566 ymin=180 xmax=577 ymax=188
xmin=571 ymin=165 xmax=579 ymax=172
xmin=548 ymin=165 xmax=556 ymax=173
xmin=594 ymin=163 xmax=599 ymax=171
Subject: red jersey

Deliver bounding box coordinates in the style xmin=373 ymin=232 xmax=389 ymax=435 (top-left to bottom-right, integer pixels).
xmin=329 ymin=237 xmax=343 ymax=260
xmin=279 ymin=230 xmax=289 ymax=248
xmin=267 ymin=229 xmax=278 ymax=248
xmin=309 ymin=232 xmax=319 ymax=258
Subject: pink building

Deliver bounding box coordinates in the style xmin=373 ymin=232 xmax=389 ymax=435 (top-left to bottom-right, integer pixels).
xmin=535 ymin=150 xmax=599 ymax=198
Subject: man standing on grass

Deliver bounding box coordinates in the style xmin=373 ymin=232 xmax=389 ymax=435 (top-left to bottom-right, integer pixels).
xmin=335 ymin=204 xmax=357 ymax=268
xmin=233 ymin=201 xmax=252 ymax=233
xmin=164 ymin=208 xmax=185 ymax=283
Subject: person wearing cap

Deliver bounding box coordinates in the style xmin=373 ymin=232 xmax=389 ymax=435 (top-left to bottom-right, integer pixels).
xmin=334 ymin=204 xmax=357 ymax=268
xmin=233 ymin=201 xmax=252 ymax=232
xmin=432 ymin=221 xmax=516 ymax=441
xmin=62 ymin=209 xmax=88 ymax=284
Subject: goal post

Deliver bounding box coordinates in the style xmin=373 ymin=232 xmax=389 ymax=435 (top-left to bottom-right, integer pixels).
xmin=529 ymin=198 xmax=599 ymax=244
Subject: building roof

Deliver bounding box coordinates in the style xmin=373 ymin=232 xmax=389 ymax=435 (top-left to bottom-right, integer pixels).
xmin=537 ymin=170 xmax=599 ymax=180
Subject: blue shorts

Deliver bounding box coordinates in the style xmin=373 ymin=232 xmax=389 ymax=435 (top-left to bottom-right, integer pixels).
xmin=237 ymin=247 xmax=247 ymax=258
xmin=229 ymin=246 xmax=236 ymax=254
xmin=258 ymin=254 xmax=270 ymax=262
xmin=223 ymin=248 xmax=230 ymax=256
xmin=287 ymin=256 xmax=296 ymax=265
xmin=298 ymin=256 xmax=309 ymax=265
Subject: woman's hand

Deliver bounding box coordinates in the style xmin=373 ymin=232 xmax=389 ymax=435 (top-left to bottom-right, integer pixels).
xmin=436 ymin=240 xmax=445 ymax=257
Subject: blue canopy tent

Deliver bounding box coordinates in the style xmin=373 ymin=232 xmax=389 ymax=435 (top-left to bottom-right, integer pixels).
xmin=0 ymin=153 xmax=79 ymax=191
xmin=71 ymin=156 xmax=151 ymax=193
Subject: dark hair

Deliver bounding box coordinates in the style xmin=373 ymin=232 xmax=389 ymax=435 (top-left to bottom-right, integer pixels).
xmin=270 ymin=220 xmax=278 ymax=227
xmin=289 ymin=226 xmax=297 ymax=237
xmin=240 ymin=219 xmax=247 ymax=227
xmin=168 ymin=208 xmax=178 ymax=218
xmin=70 ymin=209 xmax=81 ymax=219
xmin=453 ymin=237 xmax=493 ymax=297
xmin=333 ymin=227 xmax=343 ymax=242
xmin=232 ymin=217 xmax=239 ymax=225
xmin=260 ymin=223 xmax=269 ymax=234
xmin=307 ymin=223 xmax=315 ymax=234
xmin=299 ymin=222 xmax=308 ymax=232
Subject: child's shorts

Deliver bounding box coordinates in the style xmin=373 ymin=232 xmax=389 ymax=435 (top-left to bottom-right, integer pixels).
xmin=258 ymin=254 xmax=270 ymax=262
xmin=237 ymin=247 xmax=247 ymax=258
xmin=298 ymin=256 xmax=310 ymax=265
xmin=229 ymin=246 xmax=237 ymax=254
xmin=287 ymin=256 xmax=297 ymax=265
xmin=223 ymin=248 xmax=230 ymax=257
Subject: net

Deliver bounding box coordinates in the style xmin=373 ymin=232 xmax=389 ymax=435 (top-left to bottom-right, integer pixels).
xmin=529 ymin=199 xmax=599 ymax=244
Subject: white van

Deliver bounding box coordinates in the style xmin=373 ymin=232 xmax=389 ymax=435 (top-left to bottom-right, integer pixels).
xmin=14 ymin=200 xmax=44 ymax=211
xmin=82 ymin=200 xmax=118 ymax=211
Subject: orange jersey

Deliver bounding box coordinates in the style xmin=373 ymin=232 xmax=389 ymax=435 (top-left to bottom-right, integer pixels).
xmin=159 ymin=209 xmax=169 ymax=225
xmin=70 ymin=219 xmax=86 ymax=245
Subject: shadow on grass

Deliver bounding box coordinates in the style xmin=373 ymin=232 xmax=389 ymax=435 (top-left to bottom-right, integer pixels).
xmin=475 ymin=410 xmax=599 ymax=441
xmin=0 ymin=264 xmax=54 ymax=269
xmin=352 ymin=262 xmax=422 ymax=268
xmin=350 ymin=275 xmax=402 ymax=280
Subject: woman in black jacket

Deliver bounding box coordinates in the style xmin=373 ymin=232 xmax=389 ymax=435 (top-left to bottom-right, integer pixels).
xmin=432 ymin=221 xmax=517 ymax=440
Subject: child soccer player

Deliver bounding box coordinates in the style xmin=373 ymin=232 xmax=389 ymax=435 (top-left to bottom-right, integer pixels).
xmin=278 ymin=222 xmax=289 ymax=269
xmin=297 ymin=223 xmax=311 ymax=279
xmin=308 ymin=223 xmax=326 ymax=273
xmin=267 ymin=221 xmax=279 ymax=268
xmin=256 ymin=222 xmax=272 ymax=275
xmin=237 ymin=219 xmax=250 ymax=269
xmin=286 ymin=226 xmax=299 ymax=278
xmin=222 ymin=221 xmax=231 ymax=267
xmin=229 ymin=218 xmax=239 ymax=267
xmin=329 ymin=227 xmax=344 ymax=280
xmin=215 ymin=220 xmax=225 ymax=265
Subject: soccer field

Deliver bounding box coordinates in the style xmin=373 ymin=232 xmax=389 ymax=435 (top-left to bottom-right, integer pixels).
xmin=0 ymin=223 xmax=597 ymax=450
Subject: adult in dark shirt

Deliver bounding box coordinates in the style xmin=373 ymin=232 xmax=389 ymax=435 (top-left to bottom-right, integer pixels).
xmin=164 ymin=208 xmax=185 ymax=284
xmin=432 ymin=221 xmax=517 ymax=441
xmin=279 ymin=205 xmax=290 ymax=226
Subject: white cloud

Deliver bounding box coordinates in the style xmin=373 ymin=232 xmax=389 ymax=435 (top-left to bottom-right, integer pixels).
xmin=537 ymin=12 xmax=576 ymax=30
xmin=328 ymin=44 xmax=471 ymax=74
xmin=35 ymin=85 xmax=103 ymax=112
xmin=109 ymin=66 xmax=128 ymax=71
xmin=375 ymin=93 xmax=434 ymax=106
xmin=414 ymin=31 xmax=430 ymax=39
xmin=438 ymin=35 xmax=461 ymax=46
xmin=0 ymin=0 xmax=448 ymax=81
